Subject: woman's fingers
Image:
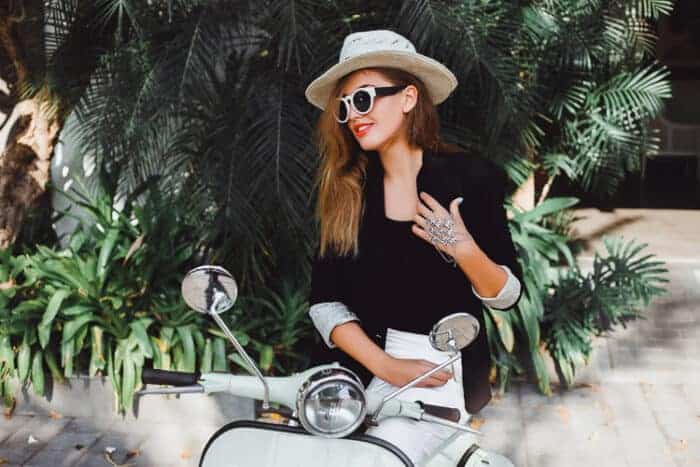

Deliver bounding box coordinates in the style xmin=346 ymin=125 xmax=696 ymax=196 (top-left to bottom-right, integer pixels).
xmin=417 ymin=375 xmax=449 ymax=387
xmin=413 ymin=213 xmax=427 ymax=228
xmin=413 ymin=360 xmax=452 ymax=386
xmin=417 ymin=199 xmax=434 ymax=218
xmin=419 ymin=192 xmax=445 ymax=213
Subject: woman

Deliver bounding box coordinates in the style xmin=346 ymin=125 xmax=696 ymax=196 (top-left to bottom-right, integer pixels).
xmin=303 ymin=29 xmax=524 ymax=464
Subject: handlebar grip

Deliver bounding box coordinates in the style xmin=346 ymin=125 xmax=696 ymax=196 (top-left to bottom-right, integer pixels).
xmin=142 ymin=368 xmax=201 ymax=387
xmin=418 ymin=402 xmax=461 ymax=423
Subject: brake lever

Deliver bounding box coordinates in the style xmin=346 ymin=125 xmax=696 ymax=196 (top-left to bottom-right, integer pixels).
xmin=421 ymin=412 xmax=483 ymax=436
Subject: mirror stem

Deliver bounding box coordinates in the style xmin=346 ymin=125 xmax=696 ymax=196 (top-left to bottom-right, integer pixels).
xmin=371 ymin=352 xmax=461 ymax=422
xmin=209 ymin=311 xmax=270 ymax=409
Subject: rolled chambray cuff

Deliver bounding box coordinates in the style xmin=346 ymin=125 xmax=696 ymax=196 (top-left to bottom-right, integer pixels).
xmin=309 ymin=301 xmax=360 ymax=348
xmin=471 ymin=264 xmax=522 ymax=310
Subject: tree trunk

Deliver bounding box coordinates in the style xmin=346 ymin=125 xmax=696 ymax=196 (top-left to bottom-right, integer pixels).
xmin=512 ymin=146 xmax=536 ymax=213
xmin=0 ymin=95 xmax=61 ymax=248
xmin=0 ymin=0 xmax=118 ymax=249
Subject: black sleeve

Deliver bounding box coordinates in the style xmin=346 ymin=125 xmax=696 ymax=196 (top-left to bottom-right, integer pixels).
xmin=308 ymin=248 xmax=346 ymax=306
xmin=477 ymin=161 xmax=524 ymax=310
xmin=307 ymin=247 xmax=360 ymax=349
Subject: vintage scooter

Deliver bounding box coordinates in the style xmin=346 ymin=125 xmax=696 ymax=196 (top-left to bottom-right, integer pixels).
xmin=136 ymin=265 xmax=514 ymax=467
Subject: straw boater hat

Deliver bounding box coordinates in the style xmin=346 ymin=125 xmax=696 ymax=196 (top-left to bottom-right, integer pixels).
xmin=304 ymin=29 xmax=458 ymax=111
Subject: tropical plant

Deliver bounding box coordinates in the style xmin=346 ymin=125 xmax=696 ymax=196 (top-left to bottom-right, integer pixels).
xmin=0 ymin=164 xmax=316 ymax=413
xmin=541 ymin=235 xmax=670 ymax=388
xmin=483 ymin=198 xmax=669 ymax=395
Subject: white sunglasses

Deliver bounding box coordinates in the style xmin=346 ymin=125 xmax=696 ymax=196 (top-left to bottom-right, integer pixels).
xmin=335 ymin=84 xmax=409 ymax=123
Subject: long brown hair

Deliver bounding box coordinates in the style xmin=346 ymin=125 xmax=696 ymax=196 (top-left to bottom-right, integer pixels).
xmin=311 ymin=66 xmax=461 ymax=259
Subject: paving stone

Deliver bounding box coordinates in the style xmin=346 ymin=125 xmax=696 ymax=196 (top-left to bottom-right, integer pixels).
xmin=136 ymin=424 xmax=216 ymax=467
xmin=75 ymin=430 xmax=149 ymax=467
xmin=681 ymin=385 xmax=700 ymax=412
xmin=0 ymin=415 xmax=35 ymax=444
xmin=0 ymin=416 xmax=70 ymax=464
xmin=478 ymin=401 xmax=528 ymax=467
xmin=24 ymin=429 xmax=100 ymax=467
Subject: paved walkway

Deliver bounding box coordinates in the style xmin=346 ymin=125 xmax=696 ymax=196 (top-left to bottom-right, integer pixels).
xmin=1 ymin=208 xmax=698 ymax=466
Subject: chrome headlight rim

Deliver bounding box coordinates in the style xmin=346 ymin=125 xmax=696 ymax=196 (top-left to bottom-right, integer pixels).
xmin=296 ymin=367 xmax=367 ymax=438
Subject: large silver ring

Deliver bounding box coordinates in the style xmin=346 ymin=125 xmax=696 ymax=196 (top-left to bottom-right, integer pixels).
xmin=426 ymin=215 xmax=458 ymax=246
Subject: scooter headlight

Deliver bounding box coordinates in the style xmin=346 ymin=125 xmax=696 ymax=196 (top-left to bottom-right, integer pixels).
xmin=296 ymin=367 xmax=367 ymax=438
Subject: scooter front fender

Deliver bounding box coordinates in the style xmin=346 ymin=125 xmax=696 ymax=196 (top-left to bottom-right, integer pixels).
xmin=200 ymin=420 xmax=413 ymax=467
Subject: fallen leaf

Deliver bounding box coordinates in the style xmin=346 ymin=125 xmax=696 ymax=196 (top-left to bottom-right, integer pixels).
xmin=672 ymin=439 xmax=688 ymax=451
xmin=556 ymin=405 xmax=570 ymax=424
xmin=597 ymin=401 xmax=615 ymax=426
xmin=0 ymin=457 xmax=8 ymax=464
xmin=180 ymin=449 xmax=191 ymax=460
xmin=48 ymin=410 xmax=63 ymax=420
xmin=103 ymin=450 xmax=134 ymax=467
xmin=574 ymin=382 xmax=600 ymax=392
xmin=468 ymin=416 xmax=485 ymax=430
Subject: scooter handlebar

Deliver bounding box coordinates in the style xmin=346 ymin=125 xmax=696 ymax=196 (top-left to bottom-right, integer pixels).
xmin=417 ymin=402 xmax=461 ymax=423
xmin=142 ymin=368 xmax=201 ymax=387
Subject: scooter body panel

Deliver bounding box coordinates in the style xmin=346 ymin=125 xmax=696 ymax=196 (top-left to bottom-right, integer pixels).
xmin=200 ymin=421 xmax=413 ymax=467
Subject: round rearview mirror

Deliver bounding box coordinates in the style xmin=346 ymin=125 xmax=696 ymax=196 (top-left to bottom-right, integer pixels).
xmin=429 ymin=312 xmax=480 ymax=353
xmin=181 ymin=265 xmax=238 ymax=315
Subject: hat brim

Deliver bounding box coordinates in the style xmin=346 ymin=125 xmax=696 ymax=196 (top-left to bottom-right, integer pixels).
xmin=304 ymin=50 xmax=458 ymax=111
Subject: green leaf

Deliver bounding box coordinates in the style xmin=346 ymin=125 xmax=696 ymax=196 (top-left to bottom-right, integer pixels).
xmin=122 ymin=353 xmax=136 ymax=413
xmin=89 ymin=326 xmax=105 ymax=376
xmin=150 ymin=336 xmax=162 ymax=369
xmin=97 ymin=228 xmax=120 ymax=288
xmin=532 ymin=346 xmax=551 ymax=396
xmin=192 ymin=328 xmax=205 ymax=353
xmin=107 ymin=341 xmax=122 ymax=412
xmin=200 ymin=338 xmax=212 ymax=373
xmin=38 ymin=289 xmax=71 ymax=348
xmin=259 ymin=345 xmax=274 ymax=372
xmin=554 ymin=356 xmax=575 ymax=389
xmin=228 ymin=352 xmax=256 ymax=375
xmin=212 ymin=338 xmax=227 ymax=372
xmin=0 ymin=336 xmax=13 ymax=369
xmin=61 ymin=304 xmax=95 ymax=317
xmin=2 ymin=379 xmax=15 ymax=407
xmin=176 ymin=326 xmax=196 ymax=372
xmin=129 ymin=319 xmax=154 ymax=358
xmin=11 ymin=299 xmax=46 ymax=315
xmin=491 ymin=310 xmax=515 ymax=353
xmin=18 ymin=338 xmax=31 ymax=383
xmin=31 ymin=351 xmax=45 ymax=396
xmin=44 ymin=350 xmax=64 ymax=384
xmin=62 ymin=313 xmax=95 ymax=344
xmin=518 ymin=197 xmax=579 ymax=223
xmin=62 ymin=339 xmax=75 ymax=378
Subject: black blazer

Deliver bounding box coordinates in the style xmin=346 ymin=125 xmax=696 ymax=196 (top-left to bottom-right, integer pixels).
xmin=308 ymin=147 xmax=524 ymax=414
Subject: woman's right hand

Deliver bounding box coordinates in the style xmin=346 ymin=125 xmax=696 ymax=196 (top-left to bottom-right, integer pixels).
xmin=376 ymin=356 xmax=452 ymax=388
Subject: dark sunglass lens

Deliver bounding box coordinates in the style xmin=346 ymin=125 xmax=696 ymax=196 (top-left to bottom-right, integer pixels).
xmin=353 ymin=90 xmax=372 ymax=113
xmin=337 ymin=101 xmax=348 ymax=121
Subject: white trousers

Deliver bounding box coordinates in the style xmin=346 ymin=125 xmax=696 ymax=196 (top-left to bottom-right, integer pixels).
xmin=365 ymin=328 xmax=469 ymax=465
